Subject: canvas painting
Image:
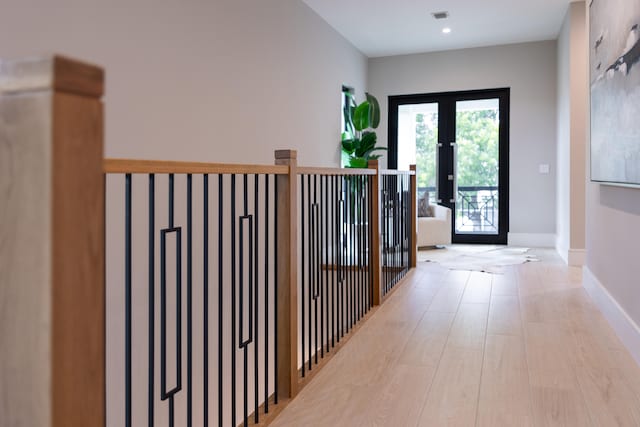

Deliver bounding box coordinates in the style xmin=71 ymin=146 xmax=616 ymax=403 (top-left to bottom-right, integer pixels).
xmin=590 ymin=0 xmax=640 ymax=186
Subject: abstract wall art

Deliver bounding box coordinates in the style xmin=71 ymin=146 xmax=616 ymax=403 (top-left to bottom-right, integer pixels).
xmin=590 ymin=0 xmax=640 ymax=186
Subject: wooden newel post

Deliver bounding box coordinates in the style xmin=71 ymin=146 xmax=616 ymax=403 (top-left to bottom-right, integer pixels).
xmin=410 ymin=164 xmax=417 ymax=268
xmin=0 ymin=55 xmax=105 ymax=427
xmin=274 ymin=149 xmax=299 ymax=398
xmin=368 ymin=159 xmax=382 ymax=306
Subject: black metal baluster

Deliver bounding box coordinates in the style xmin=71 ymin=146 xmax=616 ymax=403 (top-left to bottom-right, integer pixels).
xmin=125 ymin=174 xmax=132 ymax=427
xmin=324 ymin=175 xmax=329 ymax=353
xmin=382 ymin=179 xmax=387 ymax=295
xmin=254 ymin=174 xmax=259 ymax=424
xmin=351 ymin=175 xmax=360 ymax=320
xmin=358 ymin=176 xmax=363 ymax=320
xmin=313 ymin=175 xmax=319 ymax=365
xmin=331 ymin=175 xmax=336 ymax=348
xmin=402 ymin=177 xmax=406 ymax=278
xmin=346 ymin=178 xmax=351 ymax=332
xmin=307 ymin=175 xmax=312 ymax=371
xmin=394 ymin=183 xmax=398 ymax=286
xmin=350 ymin=179 xmax=355 ymax=329
xmin=264 ymin=175 xmax=270 ymax=412
xmin=363 ymin=176 xmax=369 ymax=311
xmin=203 ymin=174 xmax=209 ymax=427
xmin=148 ymin=174 xmax=155 ymax=427
xmin=273 ymin=175 xmax=279 ymax=405
xmin=320 ymin=175 xmax=325 ymax=357
xmin=344 ymin=177 xmax=349 ymax=333
xmin=242 ymin=174 xmax=249 ymax=427
xmin=161 ymin=173 xmax=180 ymax=427
xmin=231 ymin=174 xmax=237 ymax=427
xmin=217 ymin=175 xmax=224 ymax=427
xmin=337 ymin=176 xmax=343 ymax=341
xmin=351 ymin=175 xmax=360 ymax=326
xmin=300 ymin=175 xmax=306 ymax=376
xmin=187 ymin=174 xmax=193 ymax=427
xmin=343 ymin=177 xmax=348 ymax=335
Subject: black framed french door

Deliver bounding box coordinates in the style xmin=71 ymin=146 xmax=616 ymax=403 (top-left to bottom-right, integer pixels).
xmin=389 ymin=88 xmax=510 ymax=244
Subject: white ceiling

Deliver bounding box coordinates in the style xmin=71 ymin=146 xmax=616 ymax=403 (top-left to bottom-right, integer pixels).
xmin=302 ymin=0 xmax=574 ymax=57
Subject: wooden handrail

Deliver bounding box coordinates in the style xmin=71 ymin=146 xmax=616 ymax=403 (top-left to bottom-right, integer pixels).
xmin=103 ymin=158 xmax=289 ymax=175
xmin=379 ymin=169 xmax=416 ymax=175
xmin=296 ymin=166 xmax=377 ymax=176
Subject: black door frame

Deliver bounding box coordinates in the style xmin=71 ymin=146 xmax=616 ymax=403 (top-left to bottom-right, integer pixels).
xmin=388 ymin=88 xmax=510 ymax=244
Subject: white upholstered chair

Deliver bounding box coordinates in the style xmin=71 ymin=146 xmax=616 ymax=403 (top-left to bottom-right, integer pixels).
xmin=417 ymin=204 xmax=452 ymax=248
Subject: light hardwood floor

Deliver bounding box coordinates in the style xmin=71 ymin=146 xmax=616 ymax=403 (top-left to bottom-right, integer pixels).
xmin=270 ymin=249 xmax=640 ymax=427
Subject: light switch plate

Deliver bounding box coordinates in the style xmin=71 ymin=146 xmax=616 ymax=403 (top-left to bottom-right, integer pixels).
xmin=539 ymin=164 xmax=550 ymax=174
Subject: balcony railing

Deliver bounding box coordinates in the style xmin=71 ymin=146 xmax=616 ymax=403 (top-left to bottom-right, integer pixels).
xmin=0 ymin=54 xmax=420 ymax=427
xmin=418 ymin=185 xmax=498 ymax=234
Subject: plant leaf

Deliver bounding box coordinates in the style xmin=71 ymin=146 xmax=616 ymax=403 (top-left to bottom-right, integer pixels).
xmin=365 ymin=93 xmax=380 ymax=128
xmin=356 ymin=132 xmax=377 ymax=157
xmin=341 ymin=139 xmax=356 ymax=154
xmin=362 ymin=146 xmax=387 ymax=158
xmin=353 ymin=101 xmax=371 ymax=131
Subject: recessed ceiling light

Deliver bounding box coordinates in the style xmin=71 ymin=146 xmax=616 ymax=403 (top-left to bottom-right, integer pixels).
xmin=442 ymin=27 xmax=452 ymax=34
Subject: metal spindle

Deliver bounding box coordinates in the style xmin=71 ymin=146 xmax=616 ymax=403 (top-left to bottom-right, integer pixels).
xmin=125 ymin=174 xmax=132 ymax=427
xmin=217 ymin=174 xmax=224 ymax=426
xmin=300 ymin=175 xmax=306 ymax=376
xmin=231 ymin=174 xmax=237 ymax=427
xmin=148 ymin=174 xmax=155 ymax=427
xmin=264 ymin=174 xmax=270 ymax=412
xmin=187 ymin=174 xmax=193 ymax=427
xmin=254 ymin=174 xmax=260 ymax=423
xmin=203 ymin=174 xmax=208 ymax=427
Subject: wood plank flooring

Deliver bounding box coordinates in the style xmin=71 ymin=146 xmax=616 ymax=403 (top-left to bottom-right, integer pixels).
xmin=270 ymin=249 xmax=640 ymax=427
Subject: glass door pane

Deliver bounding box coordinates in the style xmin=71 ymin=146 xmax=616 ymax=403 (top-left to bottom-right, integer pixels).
xmin=397 ymin=103 xmax=439 ymax=204
xmin=454 ymin=99 xmax=500 ymax=235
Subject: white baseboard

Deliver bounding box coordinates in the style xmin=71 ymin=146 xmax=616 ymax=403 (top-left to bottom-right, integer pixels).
xmin=556 ymin=242 xmax=569 ymax=264
xmin=508 ymin=233 xmax=555 ymax=247
xmin=567 ymin=249 xmax=586 ymax=266
xmin=583 ymin=266 xmax=640 ymax=366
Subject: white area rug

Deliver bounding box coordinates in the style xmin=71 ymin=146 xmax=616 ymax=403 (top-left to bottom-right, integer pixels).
xmin=418 ymin=245 xmax=538 ymax=273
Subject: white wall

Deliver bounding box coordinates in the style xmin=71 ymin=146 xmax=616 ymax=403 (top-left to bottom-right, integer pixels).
xmin=368 ymin=41 xmax=558 ymax=243
xmin=557 ymin=13 xmax=571 ymax=260
xmin=556 ymin=2 xmax=587 ymax=265
xmin=0 ymin=0 xmax=367 ymax=167
xmin=584 ymin=3 xmax=640 ymax=360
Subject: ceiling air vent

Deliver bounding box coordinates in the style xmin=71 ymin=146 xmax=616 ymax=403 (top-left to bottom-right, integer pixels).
xmin=432 ymin=11 xmax=449 ymax=20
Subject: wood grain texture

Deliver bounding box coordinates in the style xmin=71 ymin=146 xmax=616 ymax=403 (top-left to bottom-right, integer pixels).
xmin=53 ymin=55 xmax=104 ymax=97
xmin=104 ymin=158 xmax=288 ymax=175
xmin=368 ymin=159 xmax=381 ymax=306
xmin=417 ymin=346 xmax=484 ymax=427
xmin=379 ymin=169 xmax=415 ymax=175
xmin=296 ymin=166 xmax=376 ymax=176
xmin=476 ymin=334 xmax=533 ymax=427
xmin=0 ymin=89 xmax=53 ymax=427
xmin=275 ymin=150 xmax=298 ymax=398
xmin=460 ymin=271 xmax=492 ymax=304
xmin=0 ymin=55 xmax=105 ymax=427
xmin=488 ymin=295 xmax=522 ymax=336
xmin=270 ymin=249 xmax=640 ymax=427
xmin=51 ymin=91 xmax=105 ymax=427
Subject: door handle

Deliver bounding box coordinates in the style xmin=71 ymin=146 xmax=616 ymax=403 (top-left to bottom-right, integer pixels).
xmin=435 ymin=142 xmax=443 ymax=203
xmin=450 ymin=142 xmax=457 ymax=204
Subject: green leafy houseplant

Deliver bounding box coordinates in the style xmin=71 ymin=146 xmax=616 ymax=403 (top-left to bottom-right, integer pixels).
xmin=341 ymin=92 xmax=387 ymax=168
